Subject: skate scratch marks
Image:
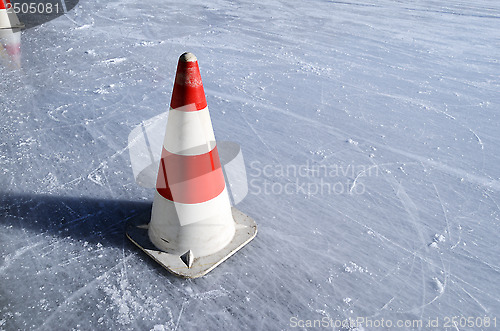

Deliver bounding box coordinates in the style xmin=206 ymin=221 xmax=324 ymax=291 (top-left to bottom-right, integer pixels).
xmin=238 ymin=110 xmax=275 ymax=160
xmin=469 ymin=128 xmax=484 ymax=150
xmin=54 ymin=143 xmax=130 ymax=192
xmin=210 ymin=89 xmax=500 ymax=191
xmin=379 ymin=296 xmax=395 ymax=311
xmin=338 ymin=210 xmax=433 ymax=271
xmin=0 ymin=242 xmax=43 ymax=274
xmin=393 ymin=181 xmax=429 ymax=257
xmin=174 ymin=300 xmax=187 ymax=331
xmin=432 ymin=183 xmax=452 ymax=244
xmin=338 ymin=208 xmax=450 ymax=313
xmin=349 ymin=164 xmax=378 ymax=194
xmin=39 ymin=255 xmax=134 ymax=329
xmin=349 ymin=162 xmax=418 ymax=193
xmin=454 ymin=279 xmax=489 ymax=313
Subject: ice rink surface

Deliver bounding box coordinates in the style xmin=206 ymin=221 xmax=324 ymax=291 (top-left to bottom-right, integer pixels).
xmin=1 ymin=0 xmax=499 ymax=329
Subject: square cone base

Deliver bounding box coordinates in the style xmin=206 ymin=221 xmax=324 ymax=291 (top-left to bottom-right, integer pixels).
xmin=126 ymin=207 xmax=257 ymax=278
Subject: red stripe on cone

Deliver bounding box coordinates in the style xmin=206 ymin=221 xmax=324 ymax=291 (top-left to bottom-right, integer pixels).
xmin=170 ymin=53 xmax=207 ymax=111
xmin=156 ymin=146 xmax=225 ymax=204
xmin=0 ymin=0 xmax=6 ymax=10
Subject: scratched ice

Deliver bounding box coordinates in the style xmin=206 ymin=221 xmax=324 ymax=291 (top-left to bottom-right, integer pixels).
xmin=1 ymin=0 xmax=499 ymax=330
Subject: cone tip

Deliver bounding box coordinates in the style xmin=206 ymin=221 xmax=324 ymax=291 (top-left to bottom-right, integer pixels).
xmin=179 ymin=52 xmax=197 ymax=63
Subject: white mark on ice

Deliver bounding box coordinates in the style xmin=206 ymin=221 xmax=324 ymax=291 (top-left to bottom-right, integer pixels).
xmin=433 ymin=277 xmax=444 ymax=294
xmin=93 ymin=84 xmax=116 ymax=95
xmin=469 ymin=128 xmax=484 ymax=150
xmin=189 ymin=286 xmax=229 ymax=301
xmin=102 ymin=58 xmax=127 ymax=65
xmin=435 ymin=234 xmax=445 ymax=242
xmin=346 ymin=138 xmax=358 ymax=145
xmin=75 ymin=24 xmax=92 ymax=30
xmin=428 ymin=242 xmax=439 ymax=249
xmin=17 ymin=137 xmax=37 ymax=147
xmin=349 ymin=164 xmax=382 ymax=194
xmin=343 ymin=261 xmax=371 ymax=275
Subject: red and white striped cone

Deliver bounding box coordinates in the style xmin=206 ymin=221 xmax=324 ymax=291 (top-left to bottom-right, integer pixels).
xmin=127 ymin=52 xmax=257 ymax=278
xmin=0 ymin=0 xmax=25 ymax=29
xmin=0 ymin=27 xmax=21 ymax=69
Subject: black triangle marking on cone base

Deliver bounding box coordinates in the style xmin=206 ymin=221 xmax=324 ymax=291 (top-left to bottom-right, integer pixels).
xmin=126 ymin=207 xmax=257 ymax=278
xmin=180 ymin=250 xmax=194 ymax=268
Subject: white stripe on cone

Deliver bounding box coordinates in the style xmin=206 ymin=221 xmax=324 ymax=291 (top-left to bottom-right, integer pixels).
xmin=163 ymin=106 xmax=216 ymax=156
xmin=149 ymin=187 xmax=235 ymax=256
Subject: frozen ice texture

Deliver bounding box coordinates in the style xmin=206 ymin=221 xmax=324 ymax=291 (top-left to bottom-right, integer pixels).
xmin=1 ymin=0 xmax=499 ymax=329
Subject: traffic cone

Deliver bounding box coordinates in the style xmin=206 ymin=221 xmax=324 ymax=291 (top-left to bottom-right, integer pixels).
xmin=0 ymin=27 xmax=21 ymax=69
xmin=0 ymin=0 xmax=25 ymax=29
xmin=127 ymin=52 xmax=257 ymax=278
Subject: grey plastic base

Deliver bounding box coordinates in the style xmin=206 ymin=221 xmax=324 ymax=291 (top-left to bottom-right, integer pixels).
xmin=126 ymin=207 xmax=257 ymax=278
